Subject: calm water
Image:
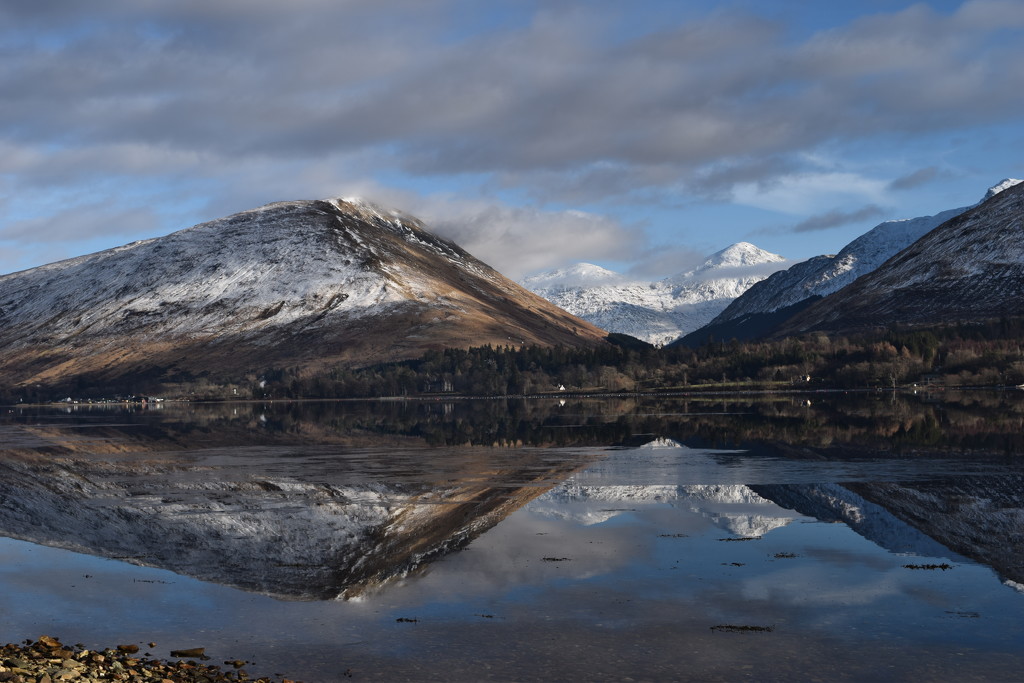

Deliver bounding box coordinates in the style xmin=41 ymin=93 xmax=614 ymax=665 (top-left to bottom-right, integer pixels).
xmin=1 ymin=393 xmax=1023 ymax=681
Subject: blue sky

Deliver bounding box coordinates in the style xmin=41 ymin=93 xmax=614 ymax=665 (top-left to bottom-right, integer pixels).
xmin=1 ymin=0 xmax=1022 ymax=279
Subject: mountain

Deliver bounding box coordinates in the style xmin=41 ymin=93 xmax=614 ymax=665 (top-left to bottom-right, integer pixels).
xmin=681 ymin=179 xmax=1023 ymax=345
xmin=0 ymin=198 xmax=607 ymax=392
xmin=775 ymin=178 xmax=1024 ymax=335
xmin=522 ymin=242 xmax=789 ymax=345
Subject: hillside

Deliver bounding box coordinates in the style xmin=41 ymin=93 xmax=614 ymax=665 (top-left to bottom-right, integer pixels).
xmin=776 ymin=179 xmax=1024 ymax=335
xmin=0 ymin=198 xmax=607 ymax=393
xmin=680 ymin=178 xmax=1022 ymax=345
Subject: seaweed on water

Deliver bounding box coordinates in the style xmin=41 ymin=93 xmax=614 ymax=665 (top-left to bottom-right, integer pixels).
xmin=710 ymin=625 xmax=774 ymax=633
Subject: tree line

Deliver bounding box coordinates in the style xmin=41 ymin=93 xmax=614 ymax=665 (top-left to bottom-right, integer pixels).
xmin=8 ymin=318 xmax=1024 ymax=403
xmin=249 ymin=318 xmax=1024 ymax=400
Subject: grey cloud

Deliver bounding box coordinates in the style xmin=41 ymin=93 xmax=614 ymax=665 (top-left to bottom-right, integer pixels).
xmin=0 ymin=204 xmax=162 ymax=244
xmin=4 ymin=4 xmax=1024 ymax=190
xmin=792 ymin=205 xmax=885 ymax=233
xmin=626 ymin=245 xmax=707 ymax=281
xmin=3 ymin=1 xmax=1024 ymax=273
xmin=6 ymin=1 xmax=1023 ymax=189
xmin=888 ymin=167 xmax=945 ymax=191
xmin=688 ymin=157 xmax=802 ymax=200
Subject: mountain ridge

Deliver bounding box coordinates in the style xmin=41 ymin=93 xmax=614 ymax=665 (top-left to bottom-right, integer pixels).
xmin=0 ymin=198 xmax=607 ymax=392
xmin=680 ymin=178 xmax=1022 ymax=345
xmin=775 ymin=179 xmax=1024 ymax=335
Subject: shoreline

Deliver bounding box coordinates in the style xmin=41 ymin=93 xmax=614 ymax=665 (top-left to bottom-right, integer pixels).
xmin=0 ymin=636 xmax=299 ymax=683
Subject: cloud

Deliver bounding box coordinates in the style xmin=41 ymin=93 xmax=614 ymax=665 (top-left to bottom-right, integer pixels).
xmin=732 ymin=172 xmax=888 ymax=214
xmin=412 ymin=200 xmax=640 ymax=280
xmin=626 ymin=245 xmax=707 ymax=280
xmin=888 ymin=166 xmax=945 ymax=191
xmin=2 ymin=1 xmax=1024 ymax=273
xmin=791 ymin=205 xmax=885 ymax=233
xmin=0 ymin=203 xmax=163 ymax=244
xmin=3 ymin=2 xmax=1023 ymax=194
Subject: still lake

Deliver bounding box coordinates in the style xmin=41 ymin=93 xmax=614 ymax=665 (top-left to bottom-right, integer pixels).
xmin=1 ymin=393 xmax=1023 ymax=681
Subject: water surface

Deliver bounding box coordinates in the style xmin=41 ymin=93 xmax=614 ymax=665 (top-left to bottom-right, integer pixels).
xmin=1 ymin=394 xmax=1022 ymax=681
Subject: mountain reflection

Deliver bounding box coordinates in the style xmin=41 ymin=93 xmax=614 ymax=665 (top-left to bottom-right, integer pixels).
xmin=0 ymin=434 xmax=599 ymax=600
xmin=1 ymin=392 xmax=1023 ymax=599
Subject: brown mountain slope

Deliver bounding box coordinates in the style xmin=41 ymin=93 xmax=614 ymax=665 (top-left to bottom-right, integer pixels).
xmin=0 ymin=198 xmax=607 ymax=391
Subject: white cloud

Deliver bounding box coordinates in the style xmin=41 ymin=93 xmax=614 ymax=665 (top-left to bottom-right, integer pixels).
xmin=731 ymin=172 xmax=889 ymax=214
xmin=402 ymin=197 xmax=639 ymax=280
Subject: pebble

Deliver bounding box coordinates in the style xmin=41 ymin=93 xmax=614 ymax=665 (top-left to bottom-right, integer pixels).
xmin=0 ymin=636 xmax=301 ymax=683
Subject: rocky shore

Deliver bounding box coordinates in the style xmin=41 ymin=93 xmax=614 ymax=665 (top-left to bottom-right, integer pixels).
xmin=0 ymin=637 xmax=301 ymax=683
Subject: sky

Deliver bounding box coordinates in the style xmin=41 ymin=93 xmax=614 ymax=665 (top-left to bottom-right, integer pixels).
xmin=1 ymin=0 xmax=1023 ymax=280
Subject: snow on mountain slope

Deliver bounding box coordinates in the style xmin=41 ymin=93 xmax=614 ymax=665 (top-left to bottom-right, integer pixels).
xmin=711 ymin=179 xmax=1023 ymax=325
xmin=0 ymin=198 xmax=607 ymax=389
xmin=751 ymin=483 xmax=961 ymax=560
xmin=776 ymin=178 xmax=1024 ymax=334
xmin=522 ymin=242 xmax=790 ymax=345
xmin=531 ymin=481 xmax=795 ymax=536
xmin=528 ymin=436 xmax=795 ymax=534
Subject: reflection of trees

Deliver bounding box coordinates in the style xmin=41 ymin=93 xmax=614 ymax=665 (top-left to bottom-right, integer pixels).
xmin=13 ymin=391 xmax=1024 ymax=455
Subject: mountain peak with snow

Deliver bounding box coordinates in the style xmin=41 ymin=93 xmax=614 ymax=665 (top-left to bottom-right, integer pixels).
xmin=522 ymin=242 xmax=791 ymax=345
xmin=0 ymin=198 xmax=607 ymax=392
xmin=775 ymin=178 xmax=1024 ymax=334
xmin=983 ymin=178 xmax=1023 ymax=200
xmin=700 ymin=242 xmax=788 ymax=270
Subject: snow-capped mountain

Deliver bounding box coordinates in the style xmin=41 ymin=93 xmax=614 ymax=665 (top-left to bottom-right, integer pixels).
xmin=777 ymin=178 xmax=1024 ymax=334
xmin=0 ymin=198 xmax=606 ymax=391
xmin=682 ymin=179 xmax=1023 ymax=344
xmin=522 ymin=242 xmax=790 ymax=345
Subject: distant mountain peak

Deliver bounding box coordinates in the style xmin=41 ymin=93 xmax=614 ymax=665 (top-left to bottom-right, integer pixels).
xmin=701 ymin=242 xmax=787 ymax=270
xmin=523 ymin=242 xmax=791 ymax=345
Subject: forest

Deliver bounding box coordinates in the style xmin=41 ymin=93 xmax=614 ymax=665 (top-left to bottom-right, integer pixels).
xmin=243 ymin=318 xmax=1024 ymax=400
xmin=8 ymin=317 xmax=1024 ymax=403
